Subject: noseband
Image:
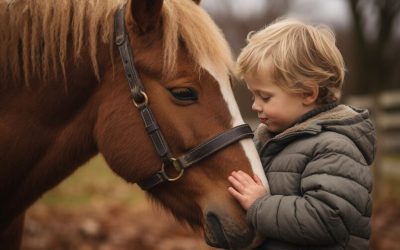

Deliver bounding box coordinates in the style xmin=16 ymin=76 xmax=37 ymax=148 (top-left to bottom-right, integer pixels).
xmin=114 ymin=7 xmax=254 ymax=190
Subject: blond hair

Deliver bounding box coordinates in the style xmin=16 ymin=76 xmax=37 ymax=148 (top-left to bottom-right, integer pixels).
xmin=237 ymin=18 xmax=345 ymax=104
xmin=0 ymin=0 xmax=233 ymax=86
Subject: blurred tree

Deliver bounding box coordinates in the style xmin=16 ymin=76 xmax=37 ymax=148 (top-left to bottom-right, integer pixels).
xmin=348 ymin=0 xmax=400 ymax=196
xmin=203 ymin=0 xmax=290 ymax=56
xmin=349 ymin=0 xmax=400 ymax=93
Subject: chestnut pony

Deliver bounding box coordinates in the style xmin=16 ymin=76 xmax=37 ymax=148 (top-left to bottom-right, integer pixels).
xmin=0 ymin=0 xmax=269 ymax=249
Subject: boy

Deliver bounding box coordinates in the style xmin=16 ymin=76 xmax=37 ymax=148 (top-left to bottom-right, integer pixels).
xmin=228 ymin=19 xmax=376 ymax=249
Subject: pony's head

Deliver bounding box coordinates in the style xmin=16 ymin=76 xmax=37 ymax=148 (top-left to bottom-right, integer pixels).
xmin=0 ymin=0 xmax=266 ymax=247
xmin=94 ymin=0 xmax=266 ymax=248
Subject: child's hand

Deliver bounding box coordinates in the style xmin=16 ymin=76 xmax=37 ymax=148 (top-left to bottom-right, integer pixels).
xmin=228 ymin=170 xmax=267 ymax=210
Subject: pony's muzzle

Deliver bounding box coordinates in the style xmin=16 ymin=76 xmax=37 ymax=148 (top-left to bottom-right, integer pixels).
xmin=204 ymin=212 xmax=229 ymax=247
xmin=204 ymin=210 xmax=254 ymax=249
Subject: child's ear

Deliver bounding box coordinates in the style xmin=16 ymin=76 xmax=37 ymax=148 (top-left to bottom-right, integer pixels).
xmin=302 ymin=85 xmax=319 ymax=106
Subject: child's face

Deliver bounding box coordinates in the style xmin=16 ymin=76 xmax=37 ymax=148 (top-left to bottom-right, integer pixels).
xmin=244 ymin=60 xmax=317 ymax=133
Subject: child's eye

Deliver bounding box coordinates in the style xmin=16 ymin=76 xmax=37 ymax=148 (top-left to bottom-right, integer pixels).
xmin=261 ymin=96 xmax=271 ymax=101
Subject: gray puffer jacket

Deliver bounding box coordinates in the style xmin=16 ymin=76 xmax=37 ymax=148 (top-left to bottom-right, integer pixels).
xmin=247 ymin=104 xmax=376 ymax=250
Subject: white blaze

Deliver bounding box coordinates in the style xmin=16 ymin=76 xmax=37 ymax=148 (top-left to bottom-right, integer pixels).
xmin=211 ymin=72 xmax=269 ymax=189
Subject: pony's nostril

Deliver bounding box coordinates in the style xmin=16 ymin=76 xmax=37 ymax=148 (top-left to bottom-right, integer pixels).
xmin=204 ymin=210 xmax=255 ymax=249
xmin=205 ymin=212 xmax=229 ymax=248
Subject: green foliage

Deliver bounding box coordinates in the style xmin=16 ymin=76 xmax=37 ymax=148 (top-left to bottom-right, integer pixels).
xmin=39 ymin=155 xmax=145 ymax=208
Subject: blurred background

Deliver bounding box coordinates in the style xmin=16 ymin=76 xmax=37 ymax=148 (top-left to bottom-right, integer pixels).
xmin=22 ymin=0 xmax=400 ymax=249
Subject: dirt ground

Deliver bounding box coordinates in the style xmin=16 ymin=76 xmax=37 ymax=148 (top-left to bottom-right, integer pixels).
xmin=20 ymin=156 xmax=400 ymax=250
xmin=22 ymin=201 xmax=214 ymax=250
xmin=370 ymin=201 xmax=400 ymax=250
xmin=21 ymin=199 xmax=400 ymax=250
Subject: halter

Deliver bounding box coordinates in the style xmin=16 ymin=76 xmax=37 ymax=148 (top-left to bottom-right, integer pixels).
xmin=114 ymin=7 xmax=254 ymax=190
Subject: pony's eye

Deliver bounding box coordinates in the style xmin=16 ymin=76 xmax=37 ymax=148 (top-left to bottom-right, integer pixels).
xmin=168 ymin=87 xmax=198 ymax=102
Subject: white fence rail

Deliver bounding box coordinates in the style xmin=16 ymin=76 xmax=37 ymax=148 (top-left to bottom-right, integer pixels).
xmin=345 ymin=91 xmax=400 ymax=154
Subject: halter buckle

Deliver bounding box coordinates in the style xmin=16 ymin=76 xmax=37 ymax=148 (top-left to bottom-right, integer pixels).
xmin=132 ymin=90 xmax=149 ymax=108
xmin=161 ymin=158 xmax=184 ymax=182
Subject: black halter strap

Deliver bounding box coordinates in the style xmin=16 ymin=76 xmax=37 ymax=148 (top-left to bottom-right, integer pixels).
xmin=115 ymin=7 xmax=173 ymax=165
xmin=114 ymin=7 xmax=254 ymax=190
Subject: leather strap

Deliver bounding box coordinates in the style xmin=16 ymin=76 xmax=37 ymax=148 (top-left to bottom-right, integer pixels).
xmin=115 ymin=7 xmax=173 ymax=164
xmin=115 ymin=8 xmax=145 ymax=98
xmin=177 ymin=124 xmax=253 ymax=168
xmin=138 ymin=125 xmax=253 ymax=190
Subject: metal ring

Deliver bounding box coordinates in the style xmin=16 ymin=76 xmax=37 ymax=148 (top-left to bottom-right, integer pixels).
xmin=132 ymin=90 xmax=148 ymax=108
xmin=161 ymin=158 xmax=184 ymax=182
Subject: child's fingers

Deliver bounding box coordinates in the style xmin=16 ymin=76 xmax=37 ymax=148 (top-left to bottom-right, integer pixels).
xmin=232 ymin=170 xmax=253 ymax=184
xmin=238 ymin=170 xmax=254 ymax=183
xmin=228 ymin=175 xmax=245 ymax=192
xmin=253 ymin=174 xmax=263 ymax=185
xmin=228 ymin=187 xmax=244 ymax=201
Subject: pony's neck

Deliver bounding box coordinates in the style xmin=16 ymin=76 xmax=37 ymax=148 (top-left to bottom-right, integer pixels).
xmin=0 ymin=43 xmax=114 ymax=226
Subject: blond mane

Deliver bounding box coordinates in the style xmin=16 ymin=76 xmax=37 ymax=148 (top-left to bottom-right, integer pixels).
xmin=0 ymin=0 xmax=233 ymax=86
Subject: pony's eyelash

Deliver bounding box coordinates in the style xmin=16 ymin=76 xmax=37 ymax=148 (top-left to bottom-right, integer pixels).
xmin=168 ymin=88 xmax=198 ymax=101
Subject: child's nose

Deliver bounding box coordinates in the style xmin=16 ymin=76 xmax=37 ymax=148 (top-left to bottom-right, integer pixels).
xmin=252 ymin=100 xmax=262 ymax=112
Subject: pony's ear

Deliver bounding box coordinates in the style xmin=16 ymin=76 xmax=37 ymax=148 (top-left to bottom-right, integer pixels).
xmin=128 ymin=0 xmax=164 ymax=32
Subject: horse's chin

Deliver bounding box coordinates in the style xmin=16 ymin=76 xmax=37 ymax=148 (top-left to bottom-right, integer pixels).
xmin=203 ymin=212 xmax=255 ymax=249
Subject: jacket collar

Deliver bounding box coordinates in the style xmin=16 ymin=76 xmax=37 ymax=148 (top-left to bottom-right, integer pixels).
xmin=255 ymin=104 xmax=368 ymax=155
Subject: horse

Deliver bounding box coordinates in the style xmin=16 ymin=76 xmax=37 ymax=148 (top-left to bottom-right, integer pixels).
xmin=0 ymin=0 xmax=269 ymax=249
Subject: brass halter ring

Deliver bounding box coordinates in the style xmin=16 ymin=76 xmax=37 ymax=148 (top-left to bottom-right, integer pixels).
xmin=161 ymin=158 xmax=184 ymax=182
xmin=132 ymin=90 xmax=149 ymax=108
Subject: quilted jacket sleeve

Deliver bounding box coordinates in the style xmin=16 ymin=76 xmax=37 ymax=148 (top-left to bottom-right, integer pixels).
xmin=246 ymin=134 xmax=373 ymax=245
